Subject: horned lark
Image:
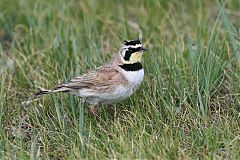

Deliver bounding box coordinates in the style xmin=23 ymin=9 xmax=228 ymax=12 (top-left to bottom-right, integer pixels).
xmin=35 ymin=39 xmax=147 ymax=112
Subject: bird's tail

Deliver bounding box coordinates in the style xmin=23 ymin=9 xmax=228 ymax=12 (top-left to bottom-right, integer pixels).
xmin=22 ymin=86 xmax=70 ymax=105
xmin=34 ymin=89 xmax=53 ymax=96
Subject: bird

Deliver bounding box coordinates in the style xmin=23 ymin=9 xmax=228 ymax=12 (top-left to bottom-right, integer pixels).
xmin=34 ymin=39 xmax=147 ymax=114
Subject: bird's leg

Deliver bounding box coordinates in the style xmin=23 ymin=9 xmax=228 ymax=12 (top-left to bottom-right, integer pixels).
xmin=88 ymin=105 xmax=101 ymax=120
xmin=89 ymin=105 xmax=97 ymax=115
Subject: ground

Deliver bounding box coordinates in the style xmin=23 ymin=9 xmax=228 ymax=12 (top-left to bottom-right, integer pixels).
xmin=0 ymin=0 xmax=240 ymax=159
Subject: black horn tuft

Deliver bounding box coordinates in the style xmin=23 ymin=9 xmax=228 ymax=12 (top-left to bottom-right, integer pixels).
xmin=124 ymin=39 xmax=141 ymax=46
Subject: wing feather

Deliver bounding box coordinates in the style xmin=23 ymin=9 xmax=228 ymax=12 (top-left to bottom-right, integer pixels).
xmin=55 ymin=66 xmax=127 ymax=91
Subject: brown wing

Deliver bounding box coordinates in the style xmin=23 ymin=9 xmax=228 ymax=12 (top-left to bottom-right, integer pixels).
xmin=55 ymin=66 xmax=127 ymax=91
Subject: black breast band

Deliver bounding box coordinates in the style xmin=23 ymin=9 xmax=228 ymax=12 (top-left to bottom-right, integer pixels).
xmin=119 ymin=62 xmax=143 ymax=71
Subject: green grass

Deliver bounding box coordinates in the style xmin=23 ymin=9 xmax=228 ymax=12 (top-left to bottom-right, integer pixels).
xmin=0 ymin=0 xmax=240 ymax=159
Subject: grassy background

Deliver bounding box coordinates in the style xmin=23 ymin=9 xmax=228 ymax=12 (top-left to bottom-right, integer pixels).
xmin=0 ymin=0 xmax=240 ymax=159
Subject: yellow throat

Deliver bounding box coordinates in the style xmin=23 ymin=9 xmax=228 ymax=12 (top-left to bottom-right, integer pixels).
xmin=125 ymin=52 xmax=143 ymax=64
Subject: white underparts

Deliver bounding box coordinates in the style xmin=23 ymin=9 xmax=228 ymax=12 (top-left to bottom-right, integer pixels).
xmin=76 ymin=69 xmax=144 ymax=105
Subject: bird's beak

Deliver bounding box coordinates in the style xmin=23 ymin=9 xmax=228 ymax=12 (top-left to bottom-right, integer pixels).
xmin=141 ymin=47 xmax=148 ymax=51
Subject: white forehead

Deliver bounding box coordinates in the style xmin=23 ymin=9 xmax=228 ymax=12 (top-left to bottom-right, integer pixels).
xmin=123 ymin=43 xmax=143 ymax=49
xmin=132 ymin=44 xmax=143 ymax=48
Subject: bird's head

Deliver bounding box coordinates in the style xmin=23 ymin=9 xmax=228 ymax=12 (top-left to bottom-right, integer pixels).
xmin=119 ymin=39 xmax=147 ymax=64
